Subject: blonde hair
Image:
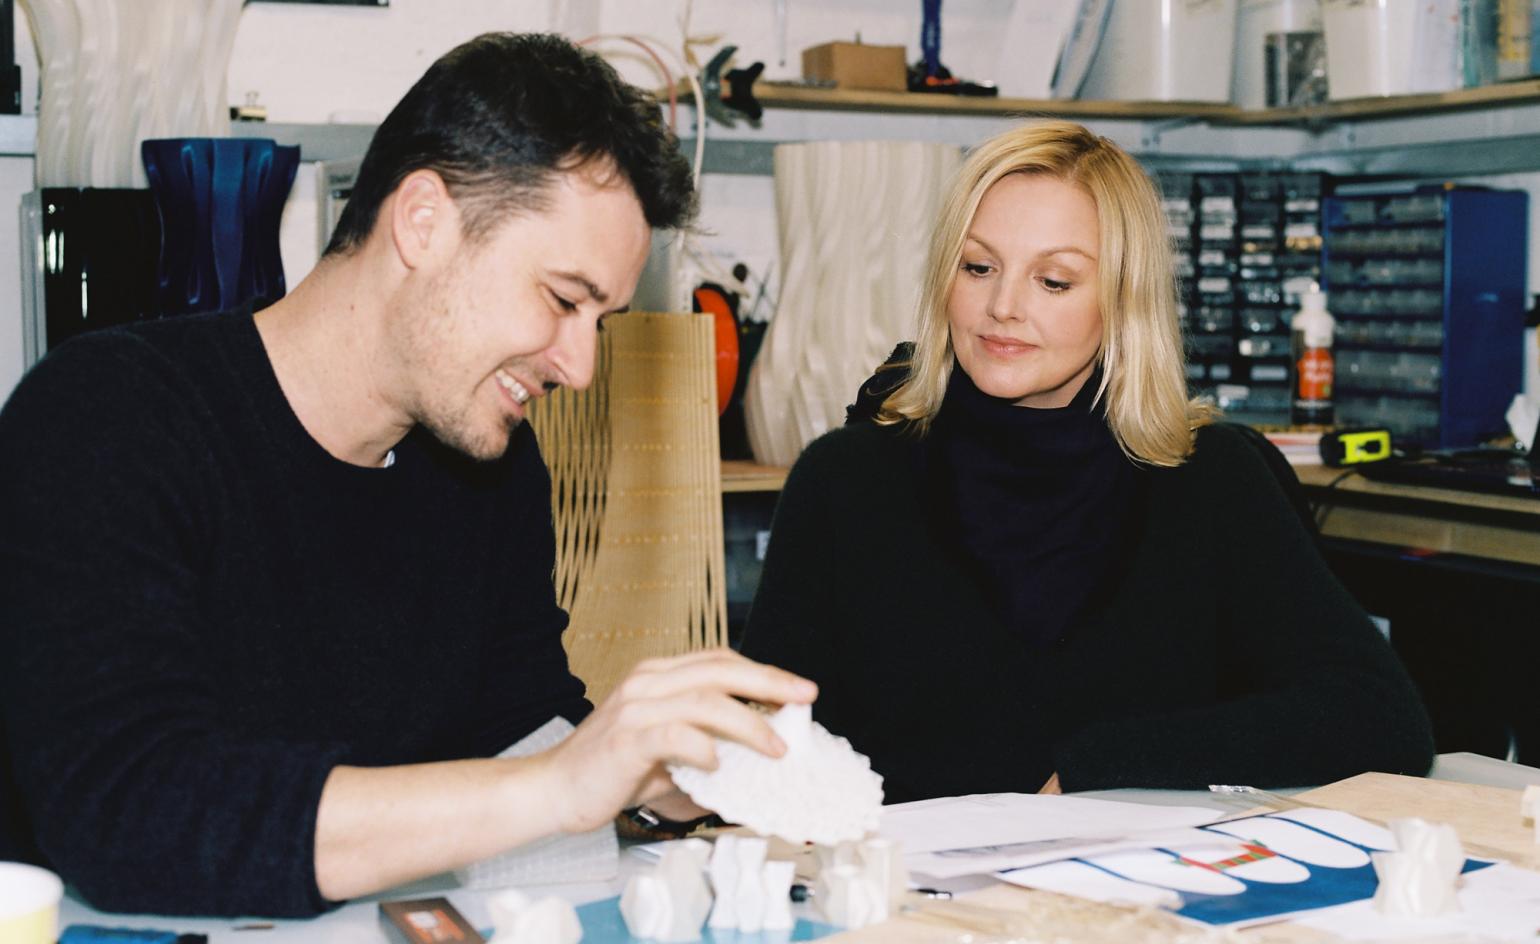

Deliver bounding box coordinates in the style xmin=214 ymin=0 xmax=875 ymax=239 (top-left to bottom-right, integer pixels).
xmin=879 ymin=120 xmax=1211 ymax=467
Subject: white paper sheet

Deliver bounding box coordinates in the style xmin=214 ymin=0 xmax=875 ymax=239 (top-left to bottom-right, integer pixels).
xmin=880 ymin=793 xmax=1223 ymax=879
xmin=1293 ymin=863 xmax=1540 ymax=940
xmin=908 ymin=828 xmax=1235 ymax=880
xmin=998 ymin=809 xmax=1516 ymax=932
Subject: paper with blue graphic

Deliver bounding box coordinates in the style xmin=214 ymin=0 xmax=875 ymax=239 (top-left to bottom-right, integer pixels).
xmin=998 ymin=807 xmax=1493 ymax=928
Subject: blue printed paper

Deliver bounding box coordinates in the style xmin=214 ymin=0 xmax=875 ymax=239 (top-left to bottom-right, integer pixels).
xmin=1000 ymin=807 xmax=1493 ymax=928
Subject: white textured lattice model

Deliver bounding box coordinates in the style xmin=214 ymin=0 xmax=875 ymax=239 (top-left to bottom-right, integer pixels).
xmin=668 ymin=703 xmax=883 ymax=844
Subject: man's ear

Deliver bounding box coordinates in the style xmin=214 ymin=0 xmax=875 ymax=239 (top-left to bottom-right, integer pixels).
xmin=388 ymin=169 xmax=458 ymax=270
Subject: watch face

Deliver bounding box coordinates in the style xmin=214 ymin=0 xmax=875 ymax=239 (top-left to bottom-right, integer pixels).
xmin=618 ymin=806 xmax=722 ymax=840
xmin=628 ymin=806 xmax=662 ymax=829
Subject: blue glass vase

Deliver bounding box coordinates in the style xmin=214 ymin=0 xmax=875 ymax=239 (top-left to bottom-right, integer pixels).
xmin=141 ymin=138 xmax=300 ymax=316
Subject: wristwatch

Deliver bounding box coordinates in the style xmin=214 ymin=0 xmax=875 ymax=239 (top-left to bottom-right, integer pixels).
xmin=618 ymin=805 xmax=723 ymax=840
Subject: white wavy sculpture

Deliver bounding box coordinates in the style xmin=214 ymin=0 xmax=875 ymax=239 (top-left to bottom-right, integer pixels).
xmin=743 ymin=140 xmax=962 ymax=467
xmin=1372 ymin=818 xmax=1465 ymax=917
xmin=485 ymin=888 xmax=582 ymax=944
xmin=620 ymin=838 xmax=714 ymax=942
xmin=815 ymin=837 xmax=907 ymax=929
xmin=20 ymin=0 xmax=242 ymax=188
xmin=668 ymin=703 xmax=883 ymax=846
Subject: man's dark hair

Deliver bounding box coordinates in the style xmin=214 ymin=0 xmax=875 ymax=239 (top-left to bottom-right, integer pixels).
xmin=325 ymin=32 xmax=696 ymax=256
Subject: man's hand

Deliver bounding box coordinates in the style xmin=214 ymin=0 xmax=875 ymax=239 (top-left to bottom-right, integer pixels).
xmin=540 ymin=648 xmax=816 ymax=835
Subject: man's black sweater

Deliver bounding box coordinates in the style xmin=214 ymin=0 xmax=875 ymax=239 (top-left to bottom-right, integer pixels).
xmin=0 ymin=312 xmax=590 ymax=916
xmin=740 ymin=419 xmax=1434 ymax=803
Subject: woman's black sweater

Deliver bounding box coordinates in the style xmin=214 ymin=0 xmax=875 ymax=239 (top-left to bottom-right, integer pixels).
xmin=740 ymin=416 xmax=1434 ymax=803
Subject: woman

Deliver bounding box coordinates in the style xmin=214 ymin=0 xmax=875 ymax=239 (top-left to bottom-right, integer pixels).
xmin=739 ymin=121 xmax=1433 ymax=803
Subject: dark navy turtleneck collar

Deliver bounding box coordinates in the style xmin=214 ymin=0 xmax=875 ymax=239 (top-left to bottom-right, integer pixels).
xmin=930 ymin=362 xmax=1143 ymax=648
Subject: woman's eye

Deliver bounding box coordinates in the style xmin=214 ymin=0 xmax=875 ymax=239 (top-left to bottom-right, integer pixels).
xmin=1041 ymin=278 xmax=1072 ymax=293
xmin=961 ymin=262 xmax=992 ymax=277
xmin=551 ymin=292 xmax=578 ymax=313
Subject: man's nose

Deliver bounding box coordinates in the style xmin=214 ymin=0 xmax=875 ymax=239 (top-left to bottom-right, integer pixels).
xmin=547 ymin=316 xmax=599 ymax=391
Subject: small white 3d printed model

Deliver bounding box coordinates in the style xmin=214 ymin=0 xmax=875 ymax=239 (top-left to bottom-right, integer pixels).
xmin=619 ymin=838 xmax=713 ymax=942
xmin=817 ymin=863 xmax=886 ymax=929
xmin=1372 ymin=818 xmax=1464 ymax=917
xmin=707 ymin=834 xmax=743 ymax=930
xmin=703 ymin=834 xmax=799 ymax=934
xmin=1522 ymin=785 xmax=1540 ymax=843
xmin=815 ymin=838 xmax=909 ymax=929
xmin=668 ymin=703 xmax=884 ymax=845
xmin=760 ymin=859 xmax=796 ymax=931
xmin=485 ymin=888 xmax=582 ymax=944
xmin=731 ymin=835 xmax=770 ymax=932
xmin=709 ymin=834 xmax=778 ymax=931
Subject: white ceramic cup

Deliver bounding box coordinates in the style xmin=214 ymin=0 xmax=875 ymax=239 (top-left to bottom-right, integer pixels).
xmin=0 ymin=862 xmax=63 ymax=944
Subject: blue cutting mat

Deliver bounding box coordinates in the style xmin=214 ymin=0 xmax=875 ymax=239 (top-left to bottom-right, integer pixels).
xmin=574 ymin=895 xmax=841 ymax=942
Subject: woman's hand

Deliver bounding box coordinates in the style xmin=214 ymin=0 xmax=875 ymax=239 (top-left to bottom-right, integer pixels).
xmin=540 ymin=649 xmax=816 ymax=834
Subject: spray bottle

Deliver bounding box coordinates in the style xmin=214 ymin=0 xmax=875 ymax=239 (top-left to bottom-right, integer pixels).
xmin=1291 ymin=284 xmax=1335 ymax=427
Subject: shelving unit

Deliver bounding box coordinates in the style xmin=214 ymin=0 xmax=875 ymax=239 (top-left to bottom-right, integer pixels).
xmin=720 ymin=460 xmax=788 ymax=493
xmin=1321 ymin=187 xmax=1528 ymax=449
xmin=741 ymin=82 xmax=1241 ymax=121
xmin=1222 ymin=78 xmax=1540 ymax=126
xmin=4 ymin=77 xmax=1538 ymax=165
xmin=703 ymin=79 xmax=1540 ymax=128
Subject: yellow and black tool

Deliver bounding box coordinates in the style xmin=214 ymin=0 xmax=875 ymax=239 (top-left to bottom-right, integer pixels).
xmin=1319 ymin=428 xmax=1394 ymax=467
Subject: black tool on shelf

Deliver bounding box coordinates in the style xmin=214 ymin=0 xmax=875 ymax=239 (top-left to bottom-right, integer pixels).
xmin=701 ymin=46 xmax=764 ymax=126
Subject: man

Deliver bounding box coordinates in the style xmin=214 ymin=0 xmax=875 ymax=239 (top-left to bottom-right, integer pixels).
xmin=0 ymin=33 xmax=812 ymax=917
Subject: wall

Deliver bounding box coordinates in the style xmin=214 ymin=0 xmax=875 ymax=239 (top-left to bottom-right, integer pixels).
xmin=224 ymin=0 xmax=1018 ymax=124
xmin=0 ymin=0 xmax=1030 ymax=400
xmin=0 ymin=0 xmax=1536 ymax=417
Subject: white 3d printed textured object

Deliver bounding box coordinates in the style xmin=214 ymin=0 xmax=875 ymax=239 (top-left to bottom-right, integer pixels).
xmin=707 ymin=834 xmax=742 ymax=930
xmin=620 ymin=838 xmax=713 ymax=942
xmin=486 ymin=888 xmax=582 ymax=944
xmin=814 ymin=838 xmax=907 ymax=929
xmin=817 ymin=863 xmax=886 ymax=929
xmin=742 ymin=141 xmax=961 ymax=467
xmin=760 ymin=860 xmax=796 ymax=931
xmin=1372 ymin=818 xmax=1464 ymax=917
xmin=731 ymin=837 xmax=770 ymax=932
xmin=701 ymin=835 xmax=797 ymax=935
xmin=669 ymin=703 xmax=883 ymax=845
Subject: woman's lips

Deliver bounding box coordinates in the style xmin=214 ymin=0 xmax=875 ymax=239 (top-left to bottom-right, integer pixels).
xmin=978 ymin=335 xmax=1038 ymax=357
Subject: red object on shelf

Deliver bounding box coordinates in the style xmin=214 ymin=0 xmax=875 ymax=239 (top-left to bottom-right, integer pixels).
xmin=693 ymin=285 xmax=739 ymax=416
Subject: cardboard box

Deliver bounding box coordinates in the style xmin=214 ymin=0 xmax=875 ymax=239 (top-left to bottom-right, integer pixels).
xmin=801 ymin=42 xmax=907 ymax=92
